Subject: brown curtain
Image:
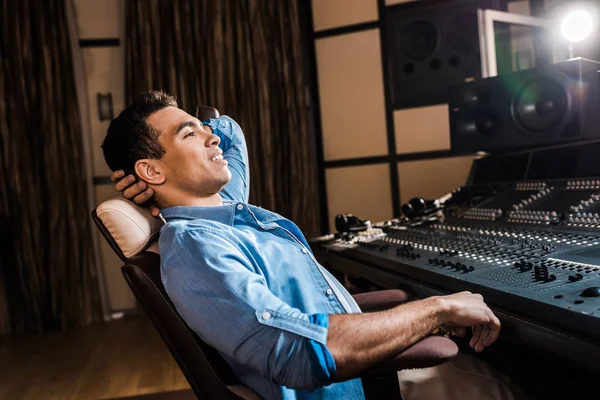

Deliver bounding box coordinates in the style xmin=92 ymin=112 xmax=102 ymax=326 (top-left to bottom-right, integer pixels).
xmin=125 ymin=0 xmax=320 ymax=237
xmin=0 ymin=0 xmax=102 ymax=333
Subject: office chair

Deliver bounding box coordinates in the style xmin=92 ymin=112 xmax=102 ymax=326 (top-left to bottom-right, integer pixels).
xmin=91 ymin=105 xmax=458 ymax=399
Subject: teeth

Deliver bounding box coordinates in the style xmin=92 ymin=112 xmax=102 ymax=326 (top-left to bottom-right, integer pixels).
xmin=211 ymin=154 xmax=224 ymax=161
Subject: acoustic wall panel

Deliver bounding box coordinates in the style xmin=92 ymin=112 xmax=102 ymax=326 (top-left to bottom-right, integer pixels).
xmin=73 ymin=0 xmax=123 ymax=39
xmin=326 ymin=164 xmax=393 ymax=231
xmin=394 ymin=105 xmax=450 ymax=154
xmin=82 ymin=47 xmax=125 ymax=177
xmin=397 ymin=156 xmax=475 ymax=203
xmin=312 ymin=0 xmax=378 ymax=31
xmin=316 ymin=30 xmax=388 ymax=161
xmin=94 ymin=185 xmax=136 ymax=311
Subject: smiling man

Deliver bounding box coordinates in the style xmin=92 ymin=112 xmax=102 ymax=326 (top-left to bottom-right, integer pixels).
xmin=103 ymin=94 xmax=241 ymax=210
xmin=101 ymin=91 xmax=520 ymax=400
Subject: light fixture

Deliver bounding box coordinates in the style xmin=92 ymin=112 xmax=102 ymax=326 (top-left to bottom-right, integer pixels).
xmin=97 ymin=93 xmax=114 ymax=121
xmin=561 ymin=9 xmax=594 ymax=43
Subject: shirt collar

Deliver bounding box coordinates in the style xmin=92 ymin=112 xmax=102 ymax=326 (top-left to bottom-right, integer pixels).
xmin=160 ymin=200 xmax=238 ymax=226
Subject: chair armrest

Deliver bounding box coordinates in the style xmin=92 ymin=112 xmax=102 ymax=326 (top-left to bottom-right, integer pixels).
xmin=363 ymin=336 xmax=458 ymax=374
xmin=352 ymin=289 xmax=411 ymax=312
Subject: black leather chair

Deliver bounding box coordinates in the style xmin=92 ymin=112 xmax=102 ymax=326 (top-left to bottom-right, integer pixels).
xmin=91 ymin=105 xmax=458 ymax=399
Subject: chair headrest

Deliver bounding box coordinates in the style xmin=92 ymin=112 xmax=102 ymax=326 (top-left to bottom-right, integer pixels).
xmin=93 ymin=197 xmax=163 ymax=261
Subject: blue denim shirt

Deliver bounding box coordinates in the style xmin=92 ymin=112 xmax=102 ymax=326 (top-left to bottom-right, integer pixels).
xmin=159 ymin=116 xmax=365 ymax=400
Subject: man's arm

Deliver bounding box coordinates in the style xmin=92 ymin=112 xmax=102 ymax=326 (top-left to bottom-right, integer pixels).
xmin=205 ymin=115 xmax=250 ymax=203
xmin=160 ymin=225 xmax=337 ymax=391
xmin=327 ymin=292 xmax=501 ymax=381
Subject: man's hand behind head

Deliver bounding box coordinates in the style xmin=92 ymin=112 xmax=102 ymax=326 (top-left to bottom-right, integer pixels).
xmin=111 ymin=170 xmax=160 ymax=217
xmin=438 ymin=291 xmax=501 ymax=353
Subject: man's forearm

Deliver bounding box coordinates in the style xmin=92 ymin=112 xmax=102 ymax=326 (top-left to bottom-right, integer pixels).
xmin=327 ymin=296 xmax=449 ymax=380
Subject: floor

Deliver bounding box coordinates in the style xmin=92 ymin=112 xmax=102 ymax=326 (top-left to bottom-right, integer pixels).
xmin=0 ymin=318 xmax=191 ymax=400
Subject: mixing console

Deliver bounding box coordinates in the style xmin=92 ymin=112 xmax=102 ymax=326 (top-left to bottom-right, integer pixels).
xmin=310 ymin=142 xmax=600 ymax=389
xmin=325 ymin=179 xmax=600 ymax=341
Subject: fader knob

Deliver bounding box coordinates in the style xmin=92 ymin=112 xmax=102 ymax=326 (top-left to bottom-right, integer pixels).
xmin=568 ymin=273 xmax=584 ymax=282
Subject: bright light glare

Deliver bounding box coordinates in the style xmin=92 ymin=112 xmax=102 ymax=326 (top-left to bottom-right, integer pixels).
xmin=561 ymin=10 xmax=594 ymax=43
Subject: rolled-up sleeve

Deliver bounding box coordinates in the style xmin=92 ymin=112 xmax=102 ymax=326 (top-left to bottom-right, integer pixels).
xmin=160 ymin=226 xmax=336 ymax=391
xmin=206 ymin=116 xmax=250 ymax=203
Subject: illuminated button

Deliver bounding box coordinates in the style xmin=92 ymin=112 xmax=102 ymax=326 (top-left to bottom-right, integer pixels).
xmin=261 ymin=312 xmax=271 ymax=320
xmin=326 ymin=289 xmax=333 ymax=295
xmin=301 ymin=247 xmax=308 ymax=254
xmin=237 ymin=204 xmax=244 ymax=210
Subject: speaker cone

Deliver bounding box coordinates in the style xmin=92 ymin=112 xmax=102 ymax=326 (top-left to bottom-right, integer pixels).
xmin=512 ymin=78 xmax=569 ymax=134
xmin=400 ymin=21 xmax=438 ymax=61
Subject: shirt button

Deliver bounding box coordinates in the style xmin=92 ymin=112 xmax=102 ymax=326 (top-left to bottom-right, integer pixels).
xmin=301 ymin=247 xmax=308 ymax=254
xmin=237 ymin=204 xmax=244 ymax=210
xmin=326 ymin=289 xmax=333 ymax=295
xmin=261 ymin=311 xmax=271 ymax=320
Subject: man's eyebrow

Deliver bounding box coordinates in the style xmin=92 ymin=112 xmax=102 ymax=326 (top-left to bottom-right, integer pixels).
xmin=174 ymin=120 xmax=201 ymax=135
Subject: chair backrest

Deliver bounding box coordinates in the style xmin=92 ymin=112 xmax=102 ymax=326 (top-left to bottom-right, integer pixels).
xmin=92 ymin=105 xmax=261 ymax=400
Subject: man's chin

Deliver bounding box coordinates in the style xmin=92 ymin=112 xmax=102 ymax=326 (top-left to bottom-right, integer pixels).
xmin=217 ymin=174 xmax=232 ymax=190
xmin=224 ymin=170 xmax=233 ymax=184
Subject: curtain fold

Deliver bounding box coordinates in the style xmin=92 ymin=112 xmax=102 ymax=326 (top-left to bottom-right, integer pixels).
xmin=125 ymin=0 xmax=320 ymax=237
xmin=0 ymin=0 xmax=103 ymax=333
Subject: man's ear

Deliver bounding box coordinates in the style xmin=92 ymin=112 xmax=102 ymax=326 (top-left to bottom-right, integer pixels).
xmin=134 ymin=159 xmax=166 ymax=185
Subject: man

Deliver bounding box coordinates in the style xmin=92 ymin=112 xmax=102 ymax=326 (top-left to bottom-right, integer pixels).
xmin=102 ymin=91 xmax=512 ymax=400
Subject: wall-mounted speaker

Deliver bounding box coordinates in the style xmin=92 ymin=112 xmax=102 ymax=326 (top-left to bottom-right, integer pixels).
xmin=385 ymin=0 xmax=506 ymax=109
xmin=449 ymin=58 xmax=600 ymax=152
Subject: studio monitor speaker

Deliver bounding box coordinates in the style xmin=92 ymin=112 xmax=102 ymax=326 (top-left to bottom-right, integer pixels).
xmin=449 ymin=58 xmax=600 ymax=152
xmin=385 ymin=0 xmax=505 ymax=109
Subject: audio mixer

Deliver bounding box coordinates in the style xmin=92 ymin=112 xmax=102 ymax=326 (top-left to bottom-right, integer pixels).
xmin=325 ymin=178 xmax=600 ymax=338
xmin=310 ymin=142 xmax=600 ymax=390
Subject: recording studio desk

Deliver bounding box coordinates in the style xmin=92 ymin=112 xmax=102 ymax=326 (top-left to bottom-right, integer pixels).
xmin=310 ymin=227 xmax=600 ymax=399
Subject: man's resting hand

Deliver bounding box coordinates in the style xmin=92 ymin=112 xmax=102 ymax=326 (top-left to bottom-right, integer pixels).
xmin=111 ymin=170 xmax=160 ymax=217
xmin=439 ymin=291 xmax=501 ymax=353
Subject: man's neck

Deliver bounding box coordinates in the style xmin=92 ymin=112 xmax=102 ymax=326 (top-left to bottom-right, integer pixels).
xmin=161 ymin=191 xmax=224 ymax=208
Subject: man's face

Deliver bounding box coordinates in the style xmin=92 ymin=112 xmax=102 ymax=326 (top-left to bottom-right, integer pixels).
xmin=147 ymin=106 xmax=232 ymax=196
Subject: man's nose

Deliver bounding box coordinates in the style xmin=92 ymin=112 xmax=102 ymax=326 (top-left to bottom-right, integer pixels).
xmin=205 ymin=133 xmax=220 ymax=147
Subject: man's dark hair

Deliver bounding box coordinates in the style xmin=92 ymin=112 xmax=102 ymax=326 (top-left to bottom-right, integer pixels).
xmin=102 ymin=91 xmax=178 ymax=174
